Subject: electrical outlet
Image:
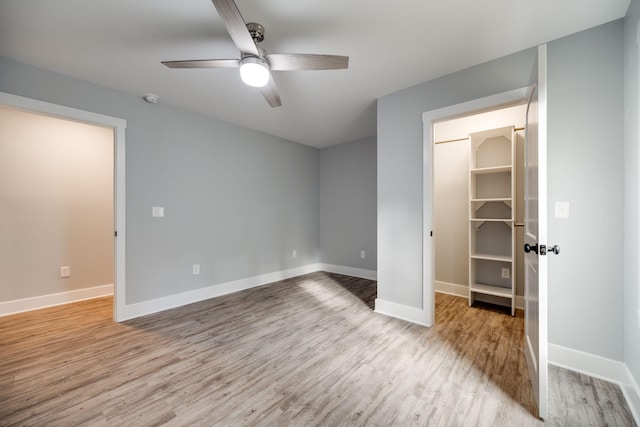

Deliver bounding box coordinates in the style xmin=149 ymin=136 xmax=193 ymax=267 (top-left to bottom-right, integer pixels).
xmin=501 ymin=268 xmax=510 ymax=279
xmin=192 ymin=264 xmax=200 ymax=275
xmin=152 ymin=206 xmax=164 ymax=217
xmin=361 ymin=250 xmax=365 ymax=259
xmin=292 ymin=250 xmax=297 ymax=258
xmin=60 ymin=266 xmax=71 ymax=278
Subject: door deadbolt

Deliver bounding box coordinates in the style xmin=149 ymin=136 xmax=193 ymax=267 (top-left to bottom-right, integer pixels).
xmin=548 ymin=245 xmax=560 ymax=255
xmin=524 ymin=243 xmax=560 ymax=255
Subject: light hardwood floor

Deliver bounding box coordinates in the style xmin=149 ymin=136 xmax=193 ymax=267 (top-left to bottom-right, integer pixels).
xmin=0 ymin=272 xmax=636 ymax=426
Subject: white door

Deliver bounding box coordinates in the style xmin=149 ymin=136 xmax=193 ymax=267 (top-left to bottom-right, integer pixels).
xmin=524 ymin=44 xmax=549 ymax=420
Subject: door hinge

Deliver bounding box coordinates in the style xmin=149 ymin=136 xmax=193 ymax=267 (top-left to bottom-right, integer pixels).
xmin=115 ymin=231 xmax=118 ymax=237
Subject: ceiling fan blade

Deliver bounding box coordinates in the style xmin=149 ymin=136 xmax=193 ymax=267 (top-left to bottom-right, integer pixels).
xmin=265 ymin=54 xmax=349 ymax=71
xmin=260 ymin=77 xmax=282 ymax=108
xmin=211 ymin=0 xmax=259 ymax=56
xmin=162 ymin=59 xmax=240 ymax=69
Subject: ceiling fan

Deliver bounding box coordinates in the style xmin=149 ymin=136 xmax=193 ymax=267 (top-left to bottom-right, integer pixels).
xmin=162 ymin=0 xmax=349 ymax=108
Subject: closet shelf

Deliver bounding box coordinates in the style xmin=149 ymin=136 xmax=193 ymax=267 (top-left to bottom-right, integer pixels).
xmin=470 ymin=165 xmax=511 ymax=175
xmin=470 ymin=219 xmax=514 ymax=229
xmin=469 ymin=283 xmax=513 ymax=299
xmin=470 ymin=197 xmax=512 ymax=203
xmin=470 ymin=253 xmax=512 ymax=262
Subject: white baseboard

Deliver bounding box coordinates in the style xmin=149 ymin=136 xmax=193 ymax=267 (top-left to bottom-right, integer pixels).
xmin=321 ymin=264 xmax=377 ymax=281
xmin=0 ymin=284 xmax=114 ymax=317
xmin=374 ymin=298 xmax=432 ymax=327
xmin=117 ymin=263 xmax=322 ymax=321
xmin=622 ymin=366 xmax=640 ymax=426
xmin=549 ymin=343 xmax=640 ymax=425
xmin=434 ymin=280 xmax=524 ymax=310
xmin=435 ymin=280 xmax=467 ymax=298
xmin=1 ymin=263 xmax=366 ymax=321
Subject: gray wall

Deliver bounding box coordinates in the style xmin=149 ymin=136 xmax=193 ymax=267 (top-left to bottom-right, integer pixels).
xmin=377 ymin=20 xmax=626 ymax=361
xmin=0 ymin=56 xmax=320 ymax=305
xmin=624 ymin=0 xmax=640 ymax=388
xmin=319 ymin=136 xmax=377 ymax=271
xmin=547 ymin=22 xmax=624 ymax=360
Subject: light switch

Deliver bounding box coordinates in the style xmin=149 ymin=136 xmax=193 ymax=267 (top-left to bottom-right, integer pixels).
xmin=555 ymin=201 xmax=570 ymax=219
xmin=152 ymin=206 xmax=164 ymax=217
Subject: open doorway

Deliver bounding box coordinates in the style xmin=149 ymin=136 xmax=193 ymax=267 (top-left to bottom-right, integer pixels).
xmin=426 ymin=100 xmax=537 ymax=418
xmin=0 ymin=92 xmax=126 ymax=321
xmin=433 ymin=104 xmax=526 ymax=314
xmin=422 ymin=48 xmax=548 ymax=417
xmin=421 ymin=86 xmax=531 ymax=326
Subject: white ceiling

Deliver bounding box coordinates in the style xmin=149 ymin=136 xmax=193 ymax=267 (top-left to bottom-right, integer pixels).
xmin=0 ymin=0 xmax=630 ymax=148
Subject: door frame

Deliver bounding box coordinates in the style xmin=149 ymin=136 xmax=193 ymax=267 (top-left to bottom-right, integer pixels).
xmin=0 ymin=91 xmax=127 ymax=322
xmin=422 ymin=86 xmax=531 ymax=326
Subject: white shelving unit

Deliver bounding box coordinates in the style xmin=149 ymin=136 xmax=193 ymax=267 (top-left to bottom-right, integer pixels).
xmin=468 ymin=126 xmax=516 ymax=316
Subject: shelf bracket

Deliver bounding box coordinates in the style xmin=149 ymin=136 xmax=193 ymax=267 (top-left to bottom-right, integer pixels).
xmin=474 ymin=201 xmax=487 ymax=211
xmin=472 ymin=221 xmax=487 ymax=230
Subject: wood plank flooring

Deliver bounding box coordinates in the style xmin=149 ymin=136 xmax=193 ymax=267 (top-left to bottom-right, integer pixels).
xmin=0 ymin=272 xmax=636 ymax=426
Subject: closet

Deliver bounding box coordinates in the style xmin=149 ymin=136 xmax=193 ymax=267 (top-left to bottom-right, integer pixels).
xmin=433 ymin=106 xmax=526 ymax=315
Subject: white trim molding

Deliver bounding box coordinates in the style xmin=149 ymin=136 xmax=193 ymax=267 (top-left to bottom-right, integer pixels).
xmin=0 ymin=264 xmax=376 ymax=320
xmin=321 ymin=264 xmax=377 ymax=281
xmin=374 ymin=298 xmax=432 ymax=327
xmin=0 ymin=284 xmax=114 ymax=317
xmin=119 ymin=263 xmax=322 ymax=321
xmin=434 ymin=280 xmax=467 ymax=298
xmin=549 ymin=344 xmax=640 ymax=425
xmin=622 ymin=366 xmax=640 ymax=427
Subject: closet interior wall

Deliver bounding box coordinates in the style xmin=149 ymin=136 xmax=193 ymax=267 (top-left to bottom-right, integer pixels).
xmin=433 ymin=104 xmax=526 ymax=309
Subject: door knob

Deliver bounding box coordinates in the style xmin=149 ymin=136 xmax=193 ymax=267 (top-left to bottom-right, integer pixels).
xmin=548 ymin=245 xmax=560 ymax=255
xmin=524 ymin=243 xmax=538 ymax=254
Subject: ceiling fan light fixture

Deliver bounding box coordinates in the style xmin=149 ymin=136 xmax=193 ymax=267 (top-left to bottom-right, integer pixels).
xmin=239 ymin=56 xmax=270 ymax=87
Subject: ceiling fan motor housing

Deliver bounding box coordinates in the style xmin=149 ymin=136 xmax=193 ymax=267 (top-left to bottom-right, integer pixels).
xmin=246 ymin=22 xmax=264 ymax=43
